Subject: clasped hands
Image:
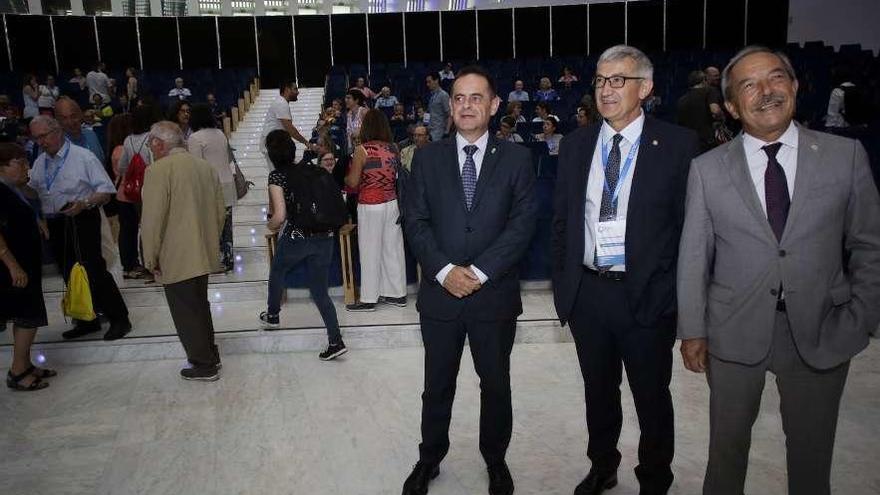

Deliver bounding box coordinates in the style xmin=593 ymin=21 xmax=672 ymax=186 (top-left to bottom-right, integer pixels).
xmin=442 ymin=265 xmax=482 ymax=299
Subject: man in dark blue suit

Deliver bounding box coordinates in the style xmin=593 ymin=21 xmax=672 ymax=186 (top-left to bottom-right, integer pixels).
xmin=552 ymin=46 xmax=699 ymax=495
xmin=402 ymin=66 xmax=537 ymax=495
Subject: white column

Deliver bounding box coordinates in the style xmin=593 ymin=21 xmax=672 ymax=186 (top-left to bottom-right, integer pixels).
xmin=111 ymin=0 xmax=124 ymax=15
xmin=323 ymin=0 xmax=333 ymax=14
xmin=150 ymin=0 xmax=163 ymax=16
xmin=27 ymin=0 xmax=42 ymax=14
xmin=221 ymin=0 xmax=232 ymax=15
xmin=187 ymin=0 xmax=200 ymax=15
xmin=288 ymin=0 xmax=298 ymax=14
xmin=254 ymin=0 xmax=266 ymax=15
xmin=359 ymin=0 xmax=368 ymax=13
xmin=70 ymin=0 xmax=85 ymax=15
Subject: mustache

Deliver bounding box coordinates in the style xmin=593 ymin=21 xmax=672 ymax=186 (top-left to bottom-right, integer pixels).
xmin=754 ymin=93 xmax=786 ymax=109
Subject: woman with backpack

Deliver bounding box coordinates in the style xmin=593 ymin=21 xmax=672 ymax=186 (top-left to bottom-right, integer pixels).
xmin=259 ymin=130 xmax=347 ymax=361
xmin=344 ymin=109 xmax=408 ymax=312
xmin=116 ymin=105 xmax=157 ymax=280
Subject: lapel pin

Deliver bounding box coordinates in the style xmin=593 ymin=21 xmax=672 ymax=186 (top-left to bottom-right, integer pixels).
xmin=811 ymin=144 xmax=818 ymax=151
xmin=652 ymin=140 xmax=658 ymax=146
xmin=491 ymin=147 xmax=497 ymax=154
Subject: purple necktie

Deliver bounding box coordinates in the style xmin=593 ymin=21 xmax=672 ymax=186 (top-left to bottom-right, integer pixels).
xmin=763 ymin=142 xmax=789 ymax=242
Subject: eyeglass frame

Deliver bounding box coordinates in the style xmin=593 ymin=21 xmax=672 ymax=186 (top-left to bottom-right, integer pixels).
xmin=592 ymin=75 xmax=646 ymax=89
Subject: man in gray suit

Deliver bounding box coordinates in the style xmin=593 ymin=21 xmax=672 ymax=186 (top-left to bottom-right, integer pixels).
xmin=677 ymin=46 xmax=880 ymax=495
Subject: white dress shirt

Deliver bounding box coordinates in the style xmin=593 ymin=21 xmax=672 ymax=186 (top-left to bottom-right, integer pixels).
xmin=436 ymin=131 xmax=491 ymax=286
xmin=742 ymin=121 xmax=799 ymax=214
xmin=583 ymin=112 xmax=645 ymax=271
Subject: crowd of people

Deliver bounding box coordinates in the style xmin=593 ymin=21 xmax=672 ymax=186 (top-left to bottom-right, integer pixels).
xmin=1 ymin=41 xmax=878 ymax=495
xmin=0 ymin=61 xmax=241 ymax=384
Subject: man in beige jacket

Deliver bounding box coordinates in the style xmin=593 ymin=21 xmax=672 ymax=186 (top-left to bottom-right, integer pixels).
xmin=141 ymin=121 xmax=226 ymax=381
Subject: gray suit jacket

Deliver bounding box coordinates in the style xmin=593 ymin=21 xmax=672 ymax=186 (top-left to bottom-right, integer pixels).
xmin=677 ymin=125 xmax=880 ymax=369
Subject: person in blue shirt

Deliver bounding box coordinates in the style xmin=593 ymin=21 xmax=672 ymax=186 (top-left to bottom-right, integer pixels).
xmin=27 ymin=115 xmax=130 ymax=341
xmin=55 ymin=97 xmax=105 ymax=163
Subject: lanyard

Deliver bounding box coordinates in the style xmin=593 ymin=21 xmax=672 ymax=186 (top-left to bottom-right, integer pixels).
xmin=45 ymin=141 xmax=71 ymax=192
xmin=601 ymin=135 xmax=640 ymax=206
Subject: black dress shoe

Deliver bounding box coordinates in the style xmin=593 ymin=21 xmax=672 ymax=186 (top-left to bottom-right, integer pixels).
xmin=574 ymin=469 xmax=618 ymax=495
xmin=402 ymin=461 xmax=439 ymax=495
xmin=103 ymin=318 xmax=132 ymax=341
xmin=61 ymin=320 xmax=102 ymax=340
xmin=488 ymin=462 xmax=514 ymax=495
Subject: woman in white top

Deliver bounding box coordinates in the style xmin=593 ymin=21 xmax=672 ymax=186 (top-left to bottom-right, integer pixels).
xmin=125 ymin=67 xmax=139 ymax=104
xmin=37 ymin=75 xmax=60 ymax=113
xmin=188 ymin=103 xmax=237 ymax=272
xmin=536 ymin=116 xmax=563 ymax=156
xmin=21 ymin=74 xmax=39 ymax=119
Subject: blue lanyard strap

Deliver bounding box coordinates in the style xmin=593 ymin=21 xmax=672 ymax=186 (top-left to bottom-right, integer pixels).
xmin=45 ymin=141 xmax=71 ymax=192
xmin=601 ymin=135 xmax=641 ymax=206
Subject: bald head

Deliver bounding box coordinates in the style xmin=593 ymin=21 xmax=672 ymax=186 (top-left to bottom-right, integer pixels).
xmin=705 ymin=66 xmax=721 ymax=87
xmin=54 ymin=97 xmax=84 ymax=137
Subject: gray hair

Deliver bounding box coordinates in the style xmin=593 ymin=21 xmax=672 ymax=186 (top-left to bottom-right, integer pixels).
xmin=29 ymin=115 xmax=62 ymax=132
xmin=721 ymin=45 xmax=797 ymax=101
xmin=149 ymin=121 xmax=185 ymax=149
xmin=597 ymin=45 xmax=654 ymax=80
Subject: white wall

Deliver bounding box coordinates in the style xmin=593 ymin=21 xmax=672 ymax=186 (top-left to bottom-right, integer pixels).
xmin=787 ymin=0 xmax=880 ymax=54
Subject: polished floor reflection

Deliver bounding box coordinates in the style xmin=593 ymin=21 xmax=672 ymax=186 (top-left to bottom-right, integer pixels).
xmin=1 ymin=342 xmax=878 ymax=495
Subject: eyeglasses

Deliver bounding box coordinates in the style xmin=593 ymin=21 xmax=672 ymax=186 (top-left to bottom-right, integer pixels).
xmin=32 ymin=129 xmax=60 ymax=141
xmin=592 ymin=75 xmax=645 ymax=89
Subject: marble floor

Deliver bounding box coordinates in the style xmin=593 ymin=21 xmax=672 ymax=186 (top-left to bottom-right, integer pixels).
xmin=1 ymin=341 xmax=878 ymax=495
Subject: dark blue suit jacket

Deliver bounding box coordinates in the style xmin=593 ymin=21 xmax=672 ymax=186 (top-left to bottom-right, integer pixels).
xmin=405 ymin=135 xmax=538 ymax=321
xmin=551 ymin=117 xmax=700 ymax=327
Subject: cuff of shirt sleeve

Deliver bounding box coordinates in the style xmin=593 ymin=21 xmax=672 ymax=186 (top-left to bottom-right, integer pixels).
xmin=435 ymin=263 xmax=454 ymax=285
xmin=470 ymin=265 xmax=488 ymax=284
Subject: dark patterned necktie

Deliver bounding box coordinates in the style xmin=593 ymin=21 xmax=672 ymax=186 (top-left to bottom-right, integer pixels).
xmin=763 ymin=142 xmax=789 ymax=242
xmin=462 ymin=144 xmax=478 ymax=210
xmin=599 ymin=134 xmax=624 ymax=221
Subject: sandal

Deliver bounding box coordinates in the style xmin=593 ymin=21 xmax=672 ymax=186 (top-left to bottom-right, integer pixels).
xmin=28 ymin=365 xmax=57 ymax=379
xmin=6 ymin=369 xmax=49 ymax=392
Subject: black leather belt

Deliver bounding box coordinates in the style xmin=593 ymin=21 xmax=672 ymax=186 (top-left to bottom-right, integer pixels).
xmin=583 ymin=266 xmax=626 ymax=281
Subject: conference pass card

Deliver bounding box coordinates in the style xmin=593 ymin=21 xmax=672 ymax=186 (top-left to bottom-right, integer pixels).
xmin=595 ymin=219 xmax=626 ymax=266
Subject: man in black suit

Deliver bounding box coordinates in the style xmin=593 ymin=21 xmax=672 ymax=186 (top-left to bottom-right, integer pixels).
xmin=552 ymin=45 xmax=699 ymax=495
xmin=402 ymin=66 xmax=537 ymax=495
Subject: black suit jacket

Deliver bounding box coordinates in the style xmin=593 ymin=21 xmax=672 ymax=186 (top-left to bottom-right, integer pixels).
xmin=551 ymin=117 xmax=700 ymax=327
xmin=405 ymin=135 xmax=538 ymax=321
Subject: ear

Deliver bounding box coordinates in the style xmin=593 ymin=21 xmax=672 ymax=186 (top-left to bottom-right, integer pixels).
xmin=724 ymin=100 xmax=740 ymax=121
xmin=490 ymin=95 xmax=501 ymax=117
xmin=638 ymin=79 xmax=655 ymax=100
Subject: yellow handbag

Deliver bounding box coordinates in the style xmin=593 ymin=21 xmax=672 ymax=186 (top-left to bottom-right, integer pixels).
xmin=61 ymin=218 xmax=96 ymax=321
xmin=62 ymin=262 xmax=96 ymax=321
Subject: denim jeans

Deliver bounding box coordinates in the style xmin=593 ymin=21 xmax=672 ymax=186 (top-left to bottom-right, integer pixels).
xmin=267 ymin=234 xmax=341 ymax=343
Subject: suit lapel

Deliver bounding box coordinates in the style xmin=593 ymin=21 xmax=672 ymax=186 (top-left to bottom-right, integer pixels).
xmin=725 ymin=135 xmax=778 ymax=242
xmin=443 ymin=138 xmax=468 ymax=212
xmin=579 ymin=125 xmax=601 ymax=212
xmin=780 ymin=125 xmax=819 ymax=244
xmin=470 ymin=136 xmax=502 ymax=212
xmin=625 ymin=118 xmax=659 ymax=225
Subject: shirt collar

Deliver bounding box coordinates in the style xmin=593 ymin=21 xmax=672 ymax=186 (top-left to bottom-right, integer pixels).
xmin=48 ymin=139 xmax=71 ymax=160
xmin=600 ymin=111 xmax=645 ymax=146
xmin=456 ymin=131 xmax=490 ymax=153
xmin=742 ymin=121 xmax=799 ymax=158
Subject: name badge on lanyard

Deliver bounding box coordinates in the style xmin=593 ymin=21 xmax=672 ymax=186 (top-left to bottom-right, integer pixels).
xmin=45 ymin=142 xmax=71 ymax=192
xmin=595 ymin=135 xmax=640 ymax=267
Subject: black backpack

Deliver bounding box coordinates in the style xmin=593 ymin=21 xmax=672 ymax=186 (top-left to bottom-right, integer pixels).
xmin=840 ymin=84 xmax=871 ymax=126
xmin=283 ymin=163 xmax=347 ymax=232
